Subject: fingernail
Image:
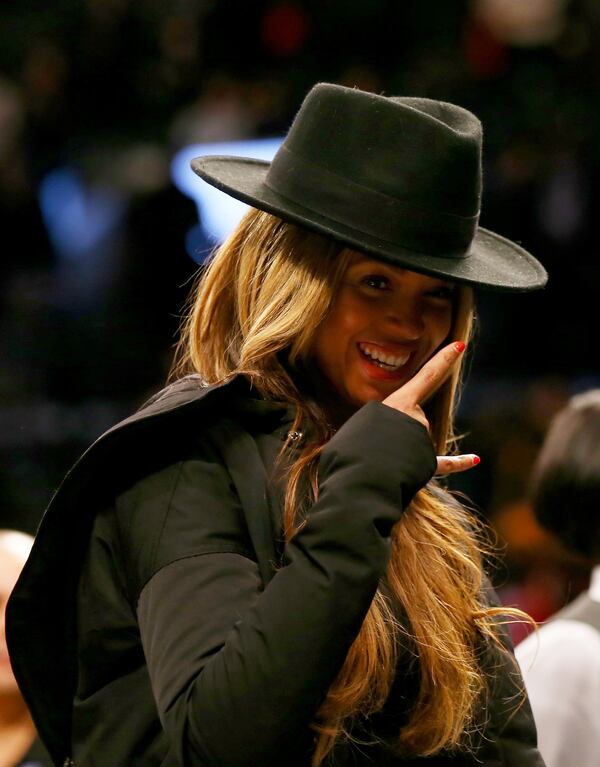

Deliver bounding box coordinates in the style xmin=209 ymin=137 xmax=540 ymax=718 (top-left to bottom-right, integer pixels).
xmin=454 ymin=341 xmax=466 ymax=353
xmin=472 ymin=455 xmax=481 ymax=465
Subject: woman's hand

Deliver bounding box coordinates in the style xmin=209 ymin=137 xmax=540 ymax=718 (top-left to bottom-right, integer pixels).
xmin=382 ymin=340 xmax=479 ymax=477
xmin=434 ymin=453 xmax=480 ymax=476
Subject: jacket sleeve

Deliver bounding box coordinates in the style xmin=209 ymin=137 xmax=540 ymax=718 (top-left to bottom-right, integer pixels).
xmin=133 ymin=401 xmax=436 ymax=767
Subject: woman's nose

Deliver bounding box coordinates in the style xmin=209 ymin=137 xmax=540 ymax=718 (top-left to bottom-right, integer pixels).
xmin=384 ymin=300 xmax=425 ymax=339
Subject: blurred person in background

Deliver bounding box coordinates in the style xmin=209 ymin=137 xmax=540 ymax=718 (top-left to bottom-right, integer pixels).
xmin=516 ymin=390 xmax=600 ymax=767
xmin=8 ymin=84 xmax=547 ymax=766
xmin=0 ymin=530 xmax=50 ymax=767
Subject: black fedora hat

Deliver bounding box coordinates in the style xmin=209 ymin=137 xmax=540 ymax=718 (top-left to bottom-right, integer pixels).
xmin=191 ymin=83 xmax=547 ymax=292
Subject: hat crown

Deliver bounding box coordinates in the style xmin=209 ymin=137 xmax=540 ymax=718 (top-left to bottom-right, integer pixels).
xmin=279 ymin=83 xmax=482 ymax=218
xmin=191 ymin=81 xmax=548 ymax=291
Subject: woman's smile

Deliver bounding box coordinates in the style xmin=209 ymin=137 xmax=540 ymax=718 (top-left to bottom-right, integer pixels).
xmin=357 ymin=342 xmax=413 ymax=379
xmin=311 ymin=252 xmax=455 ymax=408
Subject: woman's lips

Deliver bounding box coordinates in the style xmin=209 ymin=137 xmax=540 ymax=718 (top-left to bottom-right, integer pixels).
xmin=357 ymin=342 xmax=413 ymax=381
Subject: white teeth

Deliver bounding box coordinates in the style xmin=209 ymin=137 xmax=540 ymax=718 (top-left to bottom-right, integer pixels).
xmin=359 ymin=343 xmax=410 ymax=370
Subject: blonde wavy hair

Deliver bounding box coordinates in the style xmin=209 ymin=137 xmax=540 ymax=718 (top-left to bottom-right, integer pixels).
xmin=173 ymin=209 xmax=523 ymax=763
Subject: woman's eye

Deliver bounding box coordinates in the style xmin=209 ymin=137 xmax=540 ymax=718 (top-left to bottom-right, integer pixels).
xmin=427 ymin=286 xmax=454 ymax=301
xmin=362 ymin=275 xmax=390 ymax=290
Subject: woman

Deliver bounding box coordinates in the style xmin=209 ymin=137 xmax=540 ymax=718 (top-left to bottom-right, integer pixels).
xmin=516 ymin=390 xmax=600 ymax=767
xmin=0 ymin=531 xmax=51 ymax=767
xmin=7 ymin=84 xmax=548 ymax=766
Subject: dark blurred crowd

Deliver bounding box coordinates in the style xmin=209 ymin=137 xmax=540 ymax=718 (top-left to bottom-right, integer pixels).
xmin=1 ymin=0 xmax=599 ymax=623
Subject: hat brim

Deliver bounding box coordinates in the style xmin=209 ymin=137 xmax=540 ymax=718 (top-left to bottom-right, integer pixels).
xmin=192 ymin=156 xmax=548 ymax=292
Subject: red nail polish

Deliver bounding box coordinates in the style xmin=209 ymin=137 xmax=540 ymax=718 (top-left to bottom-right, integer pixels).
xmin=454 ymin=341 xmax=466 ymax=353
xmin=472 ymin=455 xmax=480 ymax=465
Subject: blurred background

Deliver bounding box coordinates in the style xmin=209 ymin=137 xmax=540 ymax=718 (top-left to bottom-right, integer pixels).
xmin=1 ymin=0 xmax=599 ymax=638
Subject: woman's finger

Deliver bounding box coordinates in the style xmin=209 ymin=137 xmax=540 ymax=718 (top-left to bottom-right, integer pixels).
xmin=399 ymin=340 xmax=465 ymax=405
xmin=435 ymin=454 xmax=480 ymax=476
xmin=383 ymin=341 xmax=465 ymax=425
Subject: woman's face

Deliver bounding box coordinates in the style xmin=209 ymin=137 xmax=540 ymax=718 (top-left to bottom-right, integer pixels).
xmin=311 ymin=253 xmax=456 ymax=410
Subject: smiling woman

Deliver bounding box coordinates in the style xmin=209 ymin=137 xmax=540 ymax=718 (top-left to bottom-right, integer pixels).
xmin=8 ymin=83 xmax=547 ymax=767
xmin=312 ymin=254 xmax=462 ymax=411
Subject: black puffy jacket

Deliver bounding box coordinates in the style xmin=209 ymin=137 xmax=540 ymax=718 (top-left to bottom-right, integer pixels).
xmin=7 ymin=376 xmax=545 ymax=766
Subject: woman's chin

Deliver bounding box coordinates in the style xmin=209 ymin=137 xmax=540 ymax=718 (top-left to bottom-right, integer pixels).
xmin=346 ymin=378 xmax=401 ymax=408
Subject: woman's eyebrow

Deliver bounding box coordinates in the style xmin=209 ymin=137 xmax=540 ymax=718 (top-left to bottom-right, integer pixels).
xmin=348 ymin=259 xmax=396 ymax=272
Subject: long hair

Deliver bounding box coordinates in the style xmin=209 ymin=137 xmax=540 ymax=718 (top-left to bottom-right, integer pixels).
xmin=173 ymin=209 xmax=521 ymax=761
